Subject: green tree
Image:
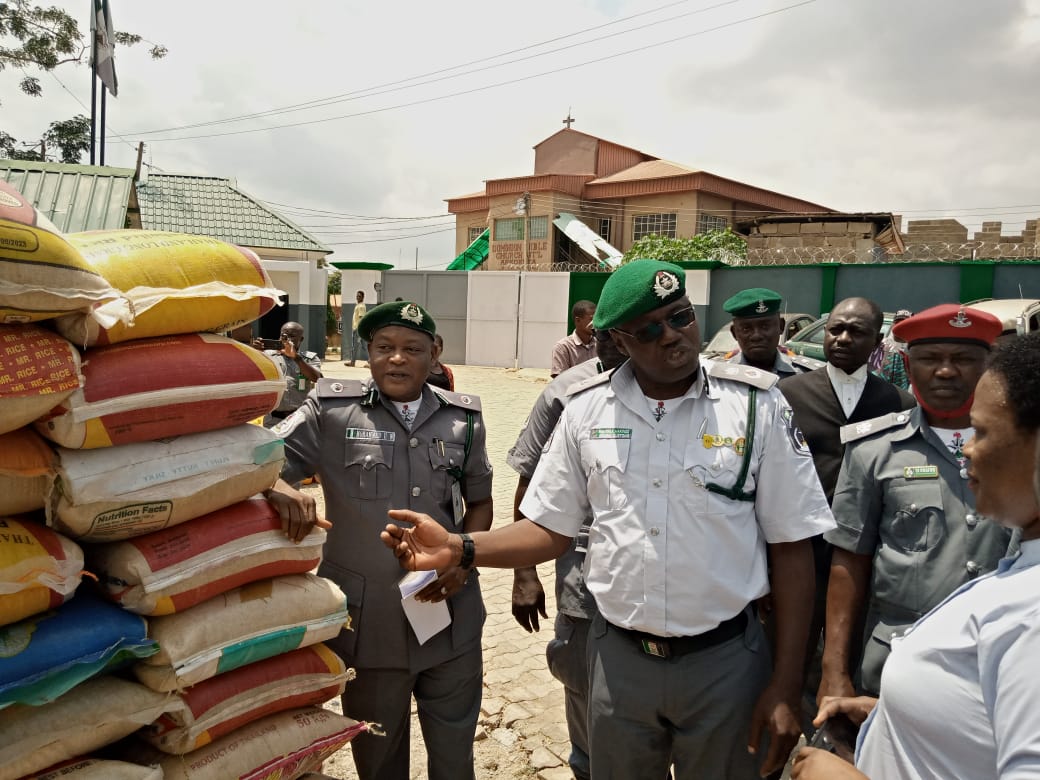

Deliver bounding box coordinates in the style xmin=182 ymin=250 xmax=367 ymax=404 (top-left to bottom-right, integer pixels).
xmin=621 ymin=228 xmax=748 ymax=265
xmin=1 ymin=2 xmax=166 ymax=161
xmin=326 ymin=270 xmax=341 ymax=335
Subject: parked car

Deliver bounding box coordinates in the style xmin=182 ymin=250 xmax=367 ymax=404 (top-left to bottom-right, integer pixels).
xmin=962 ymin=298 xmax=1040 ymax=340
xmin=785 ymin=312 xmax=898 ymax=362
xmin=700 ymin=312 xmax=816 ymax=359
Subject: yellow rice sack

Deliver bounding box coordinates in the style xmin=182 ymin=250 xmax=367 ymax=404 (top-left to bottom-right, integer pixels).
xmin=0 ymin=516 xmax=82 ymax=627
xmin=0 ymin=324 xmax=82 ymax=436
xmin=0 ymin=180 xmax=128 ymax=326
xmin=143 ymin=643 xmax=352 ymax=754
xmin=36 ymin=333 xmax=284 ymax=449
xmin=47 ymin=424 xmax=285 ymax=542
xmin=0 ymin=427 xmax=56 ymax=515
xmin=135 ymin=574 xmax=349 ymax=692
xmin=56 ymin=230 xmax=282 ymax=346
xmin=0 ymin=675 xmax=172 ymax=780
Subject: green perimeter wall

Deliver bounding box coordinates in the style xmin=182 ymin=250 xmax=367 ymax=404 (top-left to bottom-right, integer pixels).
xmin=571 ymin=261 xmax=1040 ymax=342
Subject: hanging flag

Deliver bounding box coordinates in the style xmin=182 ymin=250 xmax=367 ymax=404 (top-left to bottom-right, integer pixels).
xmin=92 ymin=0 xmax=118 ymax=96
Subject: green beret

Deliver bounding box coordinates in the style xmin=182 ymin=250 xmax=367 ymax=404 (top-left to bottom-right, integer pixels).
xmin=723 ymin=288 xmax=783 ymax=318
xmin=358 ymin=301 xmax=436 ymax=341
xmin=592 ymin=259 xmax=686 ymax=331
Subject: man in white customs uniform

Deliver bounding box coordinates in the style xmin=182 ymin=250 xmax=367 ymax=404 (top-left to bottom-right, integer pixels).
xmin=381 ymin=259 xmax=836 ymax=780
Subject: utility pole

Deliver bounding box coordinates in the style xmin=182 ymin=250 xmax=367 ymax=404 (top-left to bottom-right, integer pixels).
xmin=415 ymin=247 xmax=418 ymax=270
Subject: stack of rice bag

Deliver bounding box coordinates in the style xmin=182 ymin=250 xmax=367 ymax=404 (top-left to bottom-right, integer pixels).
xmin=0 ymin=179 xmax=367 ymax=778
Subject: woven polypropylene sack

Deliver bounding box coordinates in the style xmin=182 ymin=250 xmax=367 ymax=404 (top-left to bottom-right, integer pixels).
xmin=0 ymin=591 xmax=157 ymax=709
xmin=55 ymin=230 xmax=282 ymax=346
xmin=88 ymin=497 xmax=325 ymax=615
xmin=144 ymin=643 xmax=352 ymax=754
xmin=0 ymin=180 xmax=127 ymax=326
xmin=36 ymin=333 xmax=284 ymax=449
xmin=0 ymin=675 xmax=171 ymax=780
xmin=0 ymin=324 xmax=82 ymax=436
xmin=47 ymin=424 xmax=285 ymax=542
xmin=0 ymin=516 xmax=82 ymax=627
xmin=135 ymin=574 xmax=349 ymax=692
xmin=0 ymin=428 xmax=57 ymax=515
xmin=133 ymin=707 xmax=367 ymax=780
xmin=20 ymin=758 xmax=163 ymax=780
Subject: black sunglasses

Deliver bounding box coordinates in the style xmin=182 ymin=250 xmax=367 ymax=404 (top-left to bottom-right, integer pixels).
xmin=611 ymin=306 xmax=697 ymax=344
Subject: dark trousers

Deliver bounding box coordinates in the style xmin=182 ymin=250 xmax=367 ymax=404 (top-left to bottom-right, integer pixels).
xmin=547 ymin=613 xmax=593 ymax=780
xmin=586 ymin=609 xmax=771 ymax=780
xmin=341 ymin=642 xmax=482 ymax=780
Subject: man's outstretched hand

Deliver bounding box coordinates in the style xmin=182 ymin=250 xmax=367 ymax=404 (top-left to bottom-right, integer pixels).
xmin=382 ymin=509 xmax=459 ymax=571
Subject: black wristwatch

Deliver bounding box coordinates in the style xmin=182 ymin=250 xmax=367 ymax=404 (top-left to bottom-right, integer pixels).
xmin=459 ymin=533 xmax=475 ymax=570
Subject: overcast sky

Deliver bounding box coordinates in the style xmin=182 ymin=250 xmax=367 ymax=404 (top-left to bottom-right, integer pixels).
xmin=5 ymin=0 xmax=1039 ymax=268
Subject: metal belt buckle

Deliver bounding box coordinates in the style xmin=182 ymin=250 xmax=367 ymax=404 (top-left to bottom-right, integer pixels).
xmin=641 ymin=638 xmax=669 ymax=658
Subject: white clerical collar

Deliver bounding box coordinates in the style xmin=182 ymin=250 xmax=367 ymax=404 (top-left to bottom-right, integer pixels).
xmin=827 ymin=361 xmax=868 ymax=385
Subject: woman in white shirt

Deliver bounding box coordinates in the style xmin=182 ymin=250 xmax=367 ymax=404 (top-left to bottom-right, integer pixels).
xmin=793 ymin=331 xmax=1040 ymax=780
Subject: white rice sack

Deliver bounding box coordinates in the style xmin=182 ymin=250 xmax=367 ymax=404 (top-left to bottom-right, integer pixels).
xmin=47 ymin=424 xmax=285 ymax=542
xmin=135 ymin=574 xmax=349 ymax=692
xmin=0 ymin=675 xmax=172 ymax=780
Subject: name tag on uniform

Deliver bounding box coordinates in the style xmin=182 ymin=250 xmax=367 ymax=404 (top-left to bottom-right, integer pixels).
xmin=903 ymin=465 xmax=939 ymax=480
xmin=345 ymin=428 xmax=396 ymax=442
xmin=590 ymin=428 xmax=632 ymax=439
xmin=297 ymin=377 xmax=308 ymax=391
xmin=451 ymin=481 xmax=465 ymax=528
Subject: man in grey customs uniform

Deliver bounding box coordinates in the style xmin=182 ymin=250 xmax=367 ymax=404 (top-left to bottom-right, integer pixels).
xmin=381 ymin=260 xmax=836 ymax=780
xmin=254 ymin=321 xmax=323 ymax=426
xmin=819 ymin=303 xmax=1014 ymax=702
xmin=508 ymin=330 xmax=627 ymax=780
xmin=266 ymin=301 xmax=493 ymax=780
xmin=723 ymin=287 xmax=823 ymax=375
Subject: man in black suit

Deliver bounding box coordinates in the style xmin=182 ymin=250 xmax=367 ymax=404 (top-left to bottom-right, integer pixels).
xmin=778 ymin=298 xmax=914 ymax=721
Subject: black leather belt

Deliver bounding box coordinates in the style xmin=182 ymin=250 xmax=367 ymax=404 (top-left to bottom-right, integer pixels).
xmin=609 ymin=609 xmax=747 ymax=659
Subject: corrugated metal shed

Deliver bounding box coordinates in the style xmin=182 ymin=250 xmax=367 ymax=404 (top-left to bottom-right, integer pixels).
xmin=0 ymin=158 xmax=135 ymax=232
xmin=136 ymin=173 xmax=331 ymax=253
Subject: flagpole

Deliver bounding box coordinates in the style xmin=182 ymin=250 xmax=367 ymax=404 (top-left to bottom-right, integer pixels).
xmin=89 ymin=0 xmax=97 ymax=164
xmin=100 ymin=87 xmax=107 ymax=165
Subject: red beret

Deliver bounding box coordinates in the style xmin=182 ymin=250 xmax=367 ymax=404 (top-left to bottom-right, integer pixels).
xmin=892 ymin=303 xmax=1002 ymax=347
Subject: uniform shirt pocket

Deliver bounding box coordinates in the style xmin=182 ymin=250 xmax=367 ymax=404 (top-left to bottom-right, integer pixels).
xmin=684 ymin=441 xmax=748 ymax=514
xmin=579 ymin=438 xmax=630 ymax=511
xmin=343 ymin=441 xmax=394 ymax=499
xmin=428 ymin=441 xmax=467 ymax=502
xmin=885 ymin=481 xmax=945 ymax=553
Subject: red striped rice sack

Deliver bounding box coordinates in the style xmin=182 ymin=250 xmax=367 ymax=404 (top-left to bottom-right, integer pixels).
xmin=36 ymin=333 xmax=285 ymax=449
xmin=0 ymin=324 xmax=82 ymax=436
xmin=143 ymin=643 xmax=353 ymax=754
xmin=55 ymin=230 xmax=282 ymax=347
xmin=125 ymin=707 xmax=368 ymax=780
xmin=88 ymin=497 xmax=325 ymax=616
xmin=0 ymin=675 xmax=171 ymax=780
xmin=19 ymin=758 xmax=162 ymax=779
xmin=46 ymin=424 xmax=285 ymax=542
xmin=0 ymin=516 xmax=82 ymax=628
xmin=134 ymin=573 xmax=349 ymax=692
xmin=0 ymin=428 xmax=56 ymax=516
xmin=0 ymin=180 xmax=128 ymax=326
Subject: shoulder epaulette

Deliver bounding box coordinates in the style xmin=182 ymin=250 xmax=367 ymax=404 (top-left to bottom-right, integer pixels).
xmin=433 ymin=388 xmax=483 ymax=413
xmin=840 ymin=410 xmax=914 ymax=444
xmin=706 ymin=361 xmax=779 ymax=390
xmin=300 ymin=350 xmax=320 ymax=360
xmin=791 ymin=355 xmax=826 ymax=371
xmin=316 ymin=377 xmax=367 ymax=398
xmin=565 ymin=370 xmax=612 ymax=397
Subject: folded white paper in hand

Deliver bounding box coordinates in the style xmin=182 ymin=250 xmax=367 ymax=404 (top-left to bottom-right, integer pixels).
xmin=399 ymin=570 xmax=451 ymax=644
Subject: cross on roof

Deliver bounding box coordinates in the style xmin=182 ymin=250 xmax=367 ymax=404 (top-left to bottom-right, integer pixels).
xmin=563 ymin=110 xmax=575 ymax=129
